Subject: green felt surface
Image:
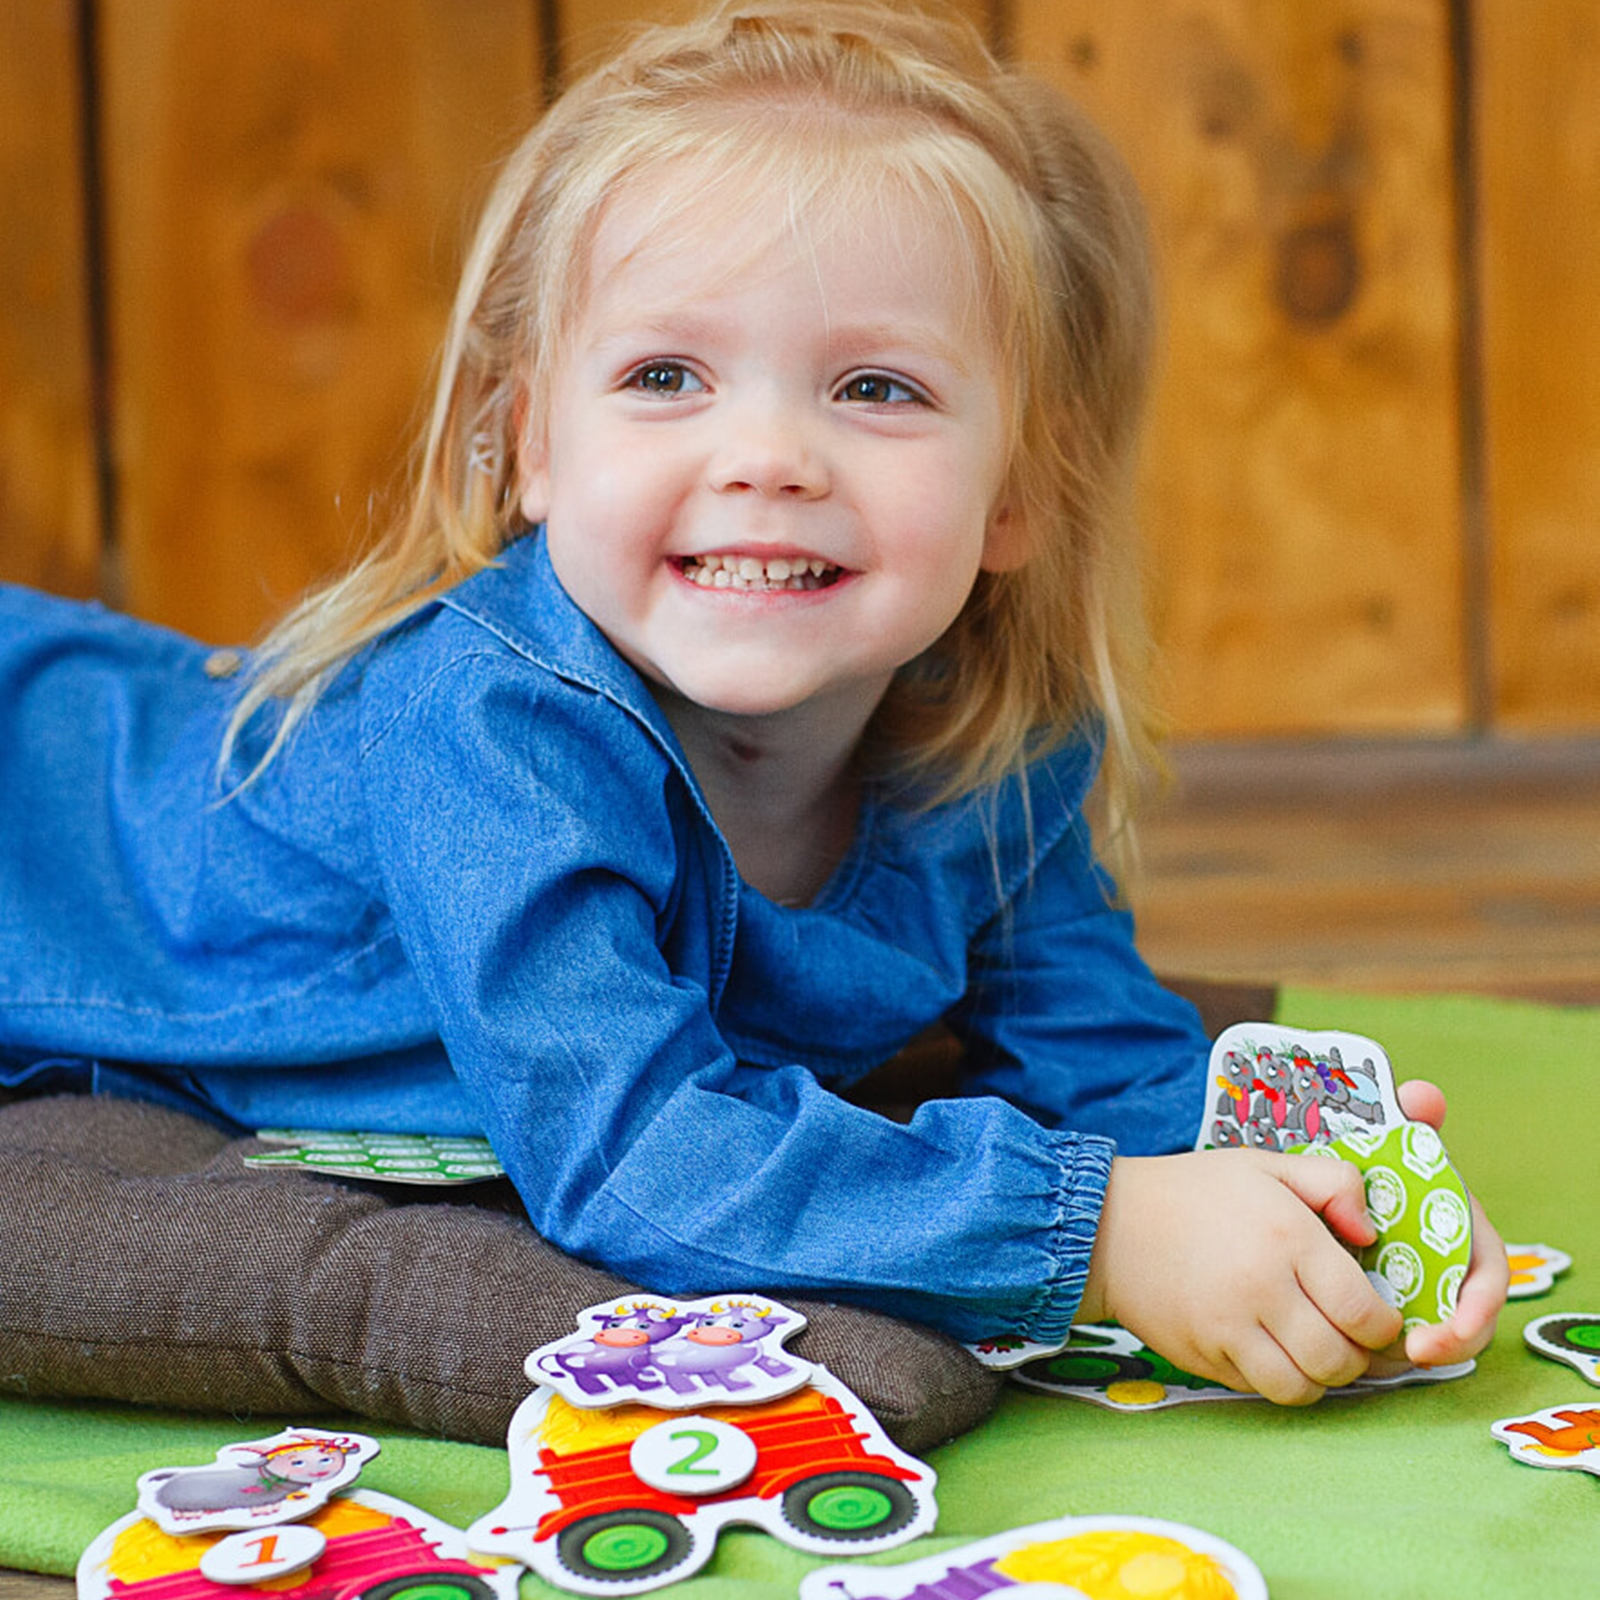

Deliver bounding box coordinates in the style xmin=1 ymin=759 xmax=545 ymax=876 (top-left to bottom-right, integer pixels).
xmin=3 ymin=987 xmax=1597 ymax=1597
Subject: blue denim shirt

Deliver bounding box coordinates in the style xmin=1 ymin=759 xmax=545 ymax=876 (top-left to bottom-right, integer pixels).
xmin=0 ymin=533 xmax=1209 ymax=1343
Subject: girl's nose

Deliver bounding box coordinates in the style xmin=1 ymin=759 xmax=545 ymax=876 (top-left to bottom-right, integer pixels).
xmin=708 ymin=397 xmax=828 ymax=499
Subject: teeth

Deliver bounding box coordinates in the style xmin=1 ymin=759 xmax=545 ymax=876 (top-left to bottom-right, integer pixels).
xmin=681 ymin=553 xmax=841 ymax=591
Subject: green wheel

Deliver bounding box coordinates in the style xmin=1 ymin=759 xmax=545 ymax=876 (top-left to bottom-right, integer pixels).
xmin=357 ymin=1574 xmax=495 ymax=1600
xmin=554 ymin=1511 xmax=694 ymax=1583
xmin=779 ymin=1473 xmax=918 ymax=1541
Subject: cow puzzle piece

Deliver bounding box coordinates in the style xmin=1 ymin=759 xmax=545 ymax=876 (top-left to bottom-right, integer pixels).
xmin=79 ymin=1487 xmax=520 ymax=1600
xmin=526 ymin=1293 xmax=815 ymax=1409
xmin=1492 ymin=1405 xmax=1600 ymax=1479
xmin=1523 ymin=1312 xmax=1600 ymax=1385
xmin=799 ymin=1512 xmax=1268 ymax=1599
xmin=133 ymin=1428 xmax=379 ymax=1536
xmin=245 ymin=1129 xmax=505 ymax=1185
xmin=468 ymin=1361 xmax=936 ymax=1595
xmin=1505 ymin=1242 xmax=1573 ymax=1299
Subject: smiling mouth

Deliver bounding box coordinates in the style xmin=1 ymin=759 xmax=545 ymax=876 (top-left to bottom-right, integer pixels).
xmin=677 ymin=553 xmax=844 ymax=592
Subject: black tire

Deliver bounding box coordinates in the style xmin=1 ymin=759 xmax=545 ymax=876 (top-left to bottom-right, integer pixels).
xmin=779 ymin=1472 xmax=919 ymax=1541
xmin=1024 ymin=1350 xmax=1153 ymax=1388
xmin=356 ymin=1573 xmax=496 ymax=1600
xmin=554 ymin=1511 xmax=695 ymax=1584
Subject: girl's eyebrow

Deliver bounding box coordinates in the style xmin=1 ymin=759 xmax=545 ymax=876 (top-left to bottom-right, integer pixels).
xmin=823 ymin=322 xmax=975 ymax=377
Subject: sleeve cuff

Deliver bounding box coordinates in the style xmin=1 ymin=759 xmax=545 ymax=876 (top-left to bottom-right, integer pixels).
xmin=1018 ymin=1129 xmax=1116 ymax=1346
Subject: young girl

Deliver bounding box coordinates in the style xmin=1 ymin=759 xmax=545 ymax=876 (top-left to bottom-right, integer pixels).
xmin=0 ymin=0 xmax=1503 ymax=1408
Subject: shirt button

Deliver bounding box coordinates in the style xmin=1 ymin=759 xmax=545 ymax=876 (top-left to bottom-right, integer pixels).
xmin=204 ymin=649 xmax=244 ymax=680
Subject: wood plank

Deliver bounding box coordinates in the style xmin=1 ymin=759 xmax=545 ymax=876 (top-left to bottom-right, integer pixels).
xmin=0 ymin=0 xmax=99 ymax=597
xmin=1133 ymin=738 xmax=1600 ymax=1003
xmin=1474 ymin=2 xmax=1600 ymax=729
xmin=101 ymin=0 xmax=541 ymax=643
xmin=1009 ymin=0 xmax=1468 ymax=737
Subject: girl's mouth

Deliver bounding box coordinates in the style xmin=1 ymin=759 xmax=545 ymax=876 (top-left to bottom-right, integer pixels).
xmin=676 ymin=553 xmax=844 ymax=592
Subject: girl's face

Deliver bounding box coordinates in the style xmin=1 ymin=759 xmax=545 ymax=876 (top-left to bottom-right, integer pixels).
xmin=520 ymin=173 xmax=1023 ymax=727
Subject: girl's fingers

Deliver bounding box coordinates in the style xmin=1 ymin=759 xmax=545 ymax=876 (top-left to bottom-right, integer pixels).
xmin=1270 ymin=1150 xmax=1376 ymax=1248
xmin=1395 ymin=1078 xmax=1448 ymax=1128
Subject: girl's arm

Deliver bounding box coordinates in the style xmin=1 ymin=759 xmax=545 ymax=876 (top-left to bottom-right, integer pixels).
xmin=361 ymin=655 xmax=1109 ymax=1343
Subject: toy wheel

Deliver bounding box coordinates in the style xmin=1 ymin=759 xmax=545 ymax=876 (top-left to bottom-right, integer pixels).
xmin=554 ymin=1511 xmax=694 ymax=1583
xmin=357 ymin=1574 xmax=496 ymax=1600
xmin=779 ymin=1473 xmax=918 ymax=1541
xmin=1026 ymin=1351 xmax=1153 ymax=1387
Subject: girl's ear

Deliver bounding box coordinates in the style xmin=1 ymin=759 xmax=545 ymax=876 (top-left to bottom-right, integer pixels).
xmin=980 ymin=498 xmax=1030 ymax=573
xmin=514 ymin=392 xmax=551 ymax=525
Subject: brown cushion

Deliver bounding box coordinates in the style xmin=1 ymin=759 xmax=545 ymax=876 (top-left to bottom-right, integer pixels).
xmin=0 ymin=1094 xmax=998 ymax=1452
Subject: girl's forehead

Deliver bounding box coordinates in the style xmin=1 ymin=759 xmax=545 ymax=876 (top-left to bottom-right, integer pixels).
xmin=580 ymin=163 xmax=993 ymax=336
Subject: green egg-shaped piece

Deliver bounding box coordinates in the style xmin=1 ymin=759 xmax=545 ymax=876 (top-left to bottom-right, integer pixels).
xmin=1324 ymin=1122 xmax=1473 ymax=1330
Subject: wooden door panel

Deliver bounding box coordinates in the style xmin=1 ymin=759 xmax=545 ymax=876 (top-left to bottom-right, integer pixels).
xmin=101 ymin=0 xmax=541 ymax=642
xmin=1010 ymin=0 xmax=1467 ymax=735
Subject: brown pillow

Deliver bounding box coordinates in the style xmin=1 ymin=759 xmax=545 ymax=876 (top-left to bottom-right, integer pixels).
xmin=0 ymin=1093 xmax=998 ymax=1452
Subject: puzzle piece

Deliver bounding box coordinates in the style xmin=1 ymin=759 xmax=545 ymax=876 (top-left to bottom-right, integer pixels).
xmin=527 ymin=1293 xmax=815 ymax=1410
xmin=1009 ymin=1323 xmax=1471 ymax=1411
xmin=133 ymin=1427 xmax=379 ymax=1536
xmin=246 ymin=1130 xmax=505 ymax=1185
xmin=468 ymin=1363 xmax=936 ymax=1595
xmin=1505 ymin=1242 xmax=1572 ymax=1299
xmin=1492 ymin=1405 xmax=1600 ymax=1478
xmin=799 ymin=1512 xmax=1268 ymax=1599
xmin=1523 ymin=1312 xmax=1600 ymax=1385
xmin=79 ymin=1488 xmax=521 ymax=1600
xmin=1196 ymin=1023 xmax=1405 ymax=1154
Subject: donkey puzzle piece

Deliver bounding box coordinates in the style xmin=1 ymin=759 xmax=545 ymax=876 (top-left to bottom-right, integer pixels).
xmin=799 ymin=1512 xmax=1268 ymax=1599
xmin=133 ymin=1427 xmax=379 ymax=1536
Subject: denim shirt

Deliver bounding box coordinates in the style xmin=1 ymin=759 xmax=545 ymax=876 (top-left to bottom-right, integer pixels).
xmin=0 ymin=533 xmax=1209 ymax=1343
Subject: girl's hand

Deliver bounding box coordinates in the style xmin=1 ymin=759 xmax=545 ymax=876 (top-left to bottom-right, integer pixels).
xmin=1078 ymin=1148 xmax=1403 ymax=1404
xmin=1392 ymin=1078 xmax=1508 ymax=1368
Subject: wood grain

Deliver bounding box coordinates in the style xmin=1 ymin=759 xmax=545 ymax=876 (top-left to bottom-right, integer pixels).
xmin=1009 ymin=0 xmax=1468 ymax=737
xmin=1134 ymin=738 xmax=1600 ymax=1003
xmin=1474 ymin=2 xmax=1600 ymax=729
xmin=0 ymin=0 xmax=99 ymax=597
xmin=100 ymin=0 xmax=541 ymax=642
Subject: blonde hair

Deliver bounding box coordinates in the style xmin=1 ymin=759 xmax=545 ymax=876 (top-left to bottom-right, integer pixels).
xmin=223 ymin=0 xmax=1160 ymax=857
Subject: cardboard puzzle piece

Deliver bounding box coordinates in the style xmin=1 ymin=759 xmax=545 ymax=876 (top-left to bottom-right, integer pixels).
xmin=527 ymin=1293 xmax=815 ymax=1410
xmin=799 ymin=1512 xmax=1268 ymax=1600
xmin=1009 ymin=1323 xmax=1471 ymax=1411
xmin=245 ymin=1130 xmax=505 ymax=1185
xmin=1505 ymin=1242 xmax=1573 ymax=1300
xmin=1492 ymin=1405 xmax=1600 ymax=1479
xmin=967 ymin=1024 xmax=1469 ymax=1371
xmin=1298 ymin=1121 xmax=1474 ymax=1331
xmin=133 ymin=1428 xmax=379 ymax=1536
xmin=468 ymin=1363 xmax=936 ymax=1595
xmin=79 ymin=1487 xmax=522 ymax=1600
xmin=1522 ymin=1312 xmax=1600 ymax=1385
xmin=1195 ymin=1023 xmax=1406 ymax=1154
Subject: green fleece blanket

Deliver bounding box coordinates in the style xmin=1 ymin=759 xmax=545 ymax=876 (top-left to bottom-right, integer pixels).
xmin=3 ymin=988 xmax=1596 ymax=1598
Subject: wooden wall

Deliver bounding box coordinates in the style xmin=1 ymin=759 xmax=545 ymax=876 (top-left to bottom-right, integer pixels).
xmin=2 ymin=0 xmax=1595 ymax=737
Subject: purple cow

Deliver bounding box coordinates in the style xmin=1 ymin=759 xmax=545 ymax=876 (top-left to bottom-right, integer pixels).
xmin=648 ymin=1302 xmax=797 ymax=1395
xmin=537 ymin=1302 xmax=687 ymax=1396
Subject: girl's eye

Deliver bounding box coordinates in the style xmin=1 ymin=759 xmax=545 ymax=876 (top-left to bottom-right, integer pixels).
xmin=626 ymin=362 xmax=704 ymax=396
xmin=837 ymin=372 xmax=924 ymax=406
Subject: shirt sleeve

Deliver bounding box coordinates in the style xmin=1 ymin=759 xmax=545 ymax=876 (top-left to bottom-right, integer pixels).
xmin=360 ymin=653 xmax=1110 ymax=1343
xmin=950 ymin=807 xmax=1214 ymax=1159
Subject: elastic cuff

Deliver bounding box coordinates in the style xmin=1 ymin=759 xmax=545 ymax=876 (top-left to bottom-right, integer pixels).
xmin=1024 ymin=1129 xmax=1116 ymax=1347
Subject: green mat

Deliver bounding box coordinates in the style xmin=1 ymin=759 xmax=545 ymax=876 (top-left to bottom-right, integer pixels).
xmin=4 ymin=988 xmax=1597 ymax=1598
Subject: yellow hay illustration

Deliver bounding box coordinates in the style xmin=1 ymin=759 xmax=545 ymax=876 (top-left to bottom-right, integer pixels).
xmin=994 ymin=1529 xmax=1238 ymax=1599
xmin=531 ymin=1388 xmax=816 ymax=1454
xmin=106 ymin=1497 xmax=391 ymax=1583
